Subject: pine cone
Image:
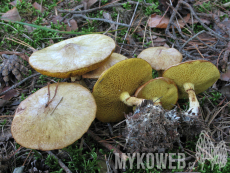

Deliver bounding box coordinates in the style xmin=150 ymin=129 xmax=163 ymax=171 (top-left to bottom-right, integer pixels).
xmin=0 ymin=54 xmax=28 ymax=86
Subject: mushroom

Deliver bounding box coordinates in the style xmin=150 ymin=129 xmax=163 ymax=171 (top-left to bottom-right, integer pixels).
xmin=29 ymin=34 xmax=116 ymax=80
xmin=11 ymin=82 xmax=96 ymax=150
xmin=137 ymin=47 xmax=182 ymax=76
xmin=163 ymin=60 xmax=220 ymax=116
xmin=92 ymin=58 xmax=153 ymax=122
xmin=82 ymin=53 xmax=127 ymax=79
xmin=134 ymin=77 xmax=178 ymax=110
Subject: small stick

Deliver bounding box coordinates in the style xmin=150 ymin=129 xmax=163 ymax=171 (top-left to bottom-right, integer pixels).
xmin=0 ymin=73 xmax=40 ymax=96
xmin=45 ymin=83 xmax=51 ymax=108
xmin=22 ymin=150 xmax=32 ymax=166
xmin=71 ymin=14 xmax=130 ymax=27
xmin=50 ymin=97 xmax=63 ymax=115
xmin=0 ymin=115 xmax=14 ymax=118
xmin=119 ymin=1 xmax=139 ymax=53
xmin=46 ymin=82 xmax=59 ymax=107
xmin=46 ymin=151 xmax=72 ymax=173
xmin=87 ymin=130 xmax=128 ymax=161
xmin=193 ymin=44 xmax=204 ymax=59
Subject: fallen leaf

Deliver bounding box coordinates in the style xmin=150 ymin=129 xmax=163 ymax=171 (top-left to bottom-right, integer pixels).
xmin=0 ymin=99 xmax=9 ymax=108
xmin=220 ymin=62 xmax=230 ymax=81
xmin=148 ymin=13 xmax=190 ymax=28
xmin=9 ymin=0 xmax=21 ymax=6
xmin=220 ymin=84 xmax=230 ymax=100
xmin=82 ymin=0 xmax=98 ymax=9
xmin=1 ymin=87 xmax=20 ymax=100
xmin=52 ymin=15 xmax=78 ymax=31
xmin=187 ymin=17 xmax=210 ymax=25
xmin=65 ymin=19 xmax=78 ymax=31
xmin=103 ymin=12 xmax=115 ymax=30
xmin=0 ymin=130 xmax=12 ymax=142
xmin=2 ymin=7 xmax=21 ymax=22
xmin=33 ymin=2 xmax=45 ymax=13
xmin=52 ymin=15 xmax=63 ymax=24
xmin=220 ymin=71 xmax=230 ymax=81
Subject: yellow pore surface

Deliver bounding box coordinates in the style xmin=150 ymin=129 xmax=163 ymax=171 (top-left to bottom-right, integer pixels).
xmin=135 ymin=77 xmax=178 ymax=110
xmin=163 ymin=60 xmax=220 ymax=98
xmin=93 ymin=58 xmax=153 ymax=123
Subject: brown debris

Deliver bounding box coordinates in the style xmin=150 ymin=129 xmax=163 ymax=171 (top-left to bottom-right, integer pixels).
xmin=1 ymin=7 xmax=21 ymax=21
xmin=123 ymin=100 xmax=180 ymax=153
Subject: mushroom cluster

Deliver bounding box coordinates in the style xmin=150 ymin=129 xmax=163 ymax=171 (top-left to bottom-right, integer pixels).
xmin=11 ymin=33 xmax=220 ymax=153
xmin=11 ymin=34 xmax=118 ymax=150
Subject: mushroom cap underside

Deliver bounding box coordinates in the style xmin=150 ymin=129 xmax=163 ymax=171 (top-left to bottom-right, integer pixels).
xmin=93 ymin=58 xmax=153 ymax=122
xmin=163 ymin=60 xmax=220 ymax=98
xmin=135 ymin=77 xmax=178 ymax=110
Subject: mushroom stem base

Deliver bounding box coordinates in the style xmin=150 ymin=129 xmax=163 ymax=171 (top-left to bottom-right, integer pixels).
xmin=152 ymin=97 xmax=162 ymax=106
xmin=120 ymin=92 xmax=144 ymax=106
xmin=183 ymin=83 xmax=199 ymax=116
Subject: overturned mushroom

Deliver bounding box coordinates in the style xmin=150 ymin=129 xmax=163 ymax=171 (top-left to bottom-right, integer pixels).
xmin=134 ymin=77 xmax=178 ymax=110
xmin=137 ymin=47 xmax=182 ymax=76
xmin=163 ymin=60 xmax=220 ymax=116
xmin=11 ymin=83 xmax=96 ymax=150
xmin=29 ymin=34 xmax=116 ymax=80
xmin=93 ymin=58 xmax=152 ymax=122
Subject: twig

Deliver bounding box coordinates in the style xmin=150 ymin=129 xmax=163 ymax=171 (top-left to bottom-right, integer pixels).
xmin=119 ymin=1 xmax=139 ymax=53
xmin=0 ymin=22 xmax=40 ymax=49
xmin=71 ymin=14 xmax=129 ymax=27
xmin=46 ymin=151 xmax=72 ymax=173
xmin=208 ymin=101 xmax=230 ymax=126
xmin=22 ymin=150 xmax=32 ymax=166
xmin=58 ymin=2 xmax=153 ymax=14
xmin=45 ymin=82 xmax=59 ymax=107
xmin=60 ymin=4 xmax=84 ymax=22
xmin=0 ymin=73 xmax=40 ymax=96
xmin=50 ymin=97 xmax=63 ymax=115
xmin=179 ymin=1 xmax=230 ymax=41
xmin=179 ymin=30 xmax=205 ymax=52
xmin=87 ymin=130 xmax=128 ymax=161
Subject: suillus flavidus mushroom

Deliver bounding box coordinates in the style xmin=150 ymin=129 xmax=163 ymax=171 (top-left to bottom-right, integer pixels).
xmin=92 ymin=58 xmax=153 ymax=123
xmin=82 ymin=53 xmax=127 ymax=79
xmin=134 ymin=77 xmax=178 ymax=110
xmin=11 ymin=82 xmax=96 ymax=150
xmin=29 ymin=34 xmax=116 ymax=80
xmin=137 ymin=47 xmax=182 ymax=76
xmin=163 ymin=60 xmax=220 ymax=116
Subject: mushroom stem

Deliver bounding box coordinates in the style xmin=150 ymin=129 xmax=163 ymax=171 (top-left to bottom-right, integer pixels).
xmin=183 ymin=83 xmax=199 ymax=116
xmin=71 ymin=75 xmax=81 ymax=82
xmin=152 ymin=97 xmax=162 ymax=106
xmin=71 ymin=75 xmax=88 ymax=88
xmin=120 ymin=92 xmax=144 ymax=106
xmin=120 ymin=92 xmax=163 ymax=107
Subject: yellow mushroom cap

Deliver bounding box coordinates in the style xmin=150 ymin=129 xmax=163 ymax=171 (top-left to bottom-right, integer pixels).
xmin=82 ymin=53 xmax=127 ymax=79
xmin=11 ymin=83 xmax=96 ymax=150
xmin=134 ymin=77 xmax=178 ymax=110
xmin=93 ymin=58 xmax=153 ymax=123
xmin=137 ymin=47 xmax=182 ymax=71
xmin=163 ymin=60 xmax=220 ymax=99
xmin=29 ymin=34 xmax=116 ymax=78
